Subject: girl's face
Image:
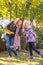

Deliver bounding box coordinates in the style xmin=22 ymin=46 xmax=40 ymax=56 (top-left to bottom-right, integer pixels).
xmin=17 ymin=20 xmax=22 ymax=26
xmin=25 ymin=22 xmax=31 ymax=29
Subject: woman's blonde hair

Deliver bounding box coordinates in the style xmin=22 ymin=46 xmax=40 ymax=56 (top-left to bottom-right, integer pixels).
xmin=14 ymin=18 xmax=19 ymax=25
xmin=14 ymin=18 xmax=23 ymax=26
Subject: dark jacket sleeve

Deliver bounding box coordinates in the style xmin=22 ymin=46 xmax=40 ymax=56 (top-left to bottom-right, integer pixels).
xmin=18 ymin=27 xmax=22 ymax=36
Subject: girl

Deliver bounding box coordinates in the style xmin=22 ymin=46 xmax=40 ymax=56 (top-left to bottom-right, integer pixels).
xmin=24 ymin=21 xmax=43 ymax=59
xmin=10 ymin=18 xmax=23 ymax=51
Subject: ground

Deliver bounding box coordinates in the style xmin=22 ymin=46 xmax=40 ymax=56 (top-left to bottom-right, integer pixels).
xmin=0 ymin=50 xmax=43 ymax=65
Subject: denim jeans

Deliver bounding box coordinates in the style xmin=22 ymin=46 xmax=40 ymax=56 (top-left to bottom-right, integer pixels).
xmin=28 ymin=42 xmax=40 ymax=56
xmin=5 ymin=35 xmax=17 ymax=56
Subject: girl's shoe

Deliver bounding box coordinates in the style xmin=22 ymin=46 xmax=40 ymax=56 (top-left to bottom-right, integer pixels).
xmin=30 ymin=56 xmax=33 ymax=59
xmin=40 ymin=52 xmax=43 ymax=58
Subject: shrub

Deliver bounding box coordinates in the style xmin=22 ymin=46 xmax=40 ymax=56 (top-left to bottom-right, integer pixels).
xmin=0 ymin=28 xmax=6 ymax=51
xmin=35 ymin=28 xmax=43 ymax=49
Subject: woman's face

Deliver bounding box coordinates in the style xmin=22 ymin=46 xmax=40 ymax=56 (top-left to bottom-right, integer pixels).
xmin=17 ymin=20 xmax=22 ymax=26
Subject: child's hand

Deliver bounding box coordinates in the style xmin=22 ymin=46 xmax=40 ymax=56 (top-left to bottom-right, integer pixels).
xmin=26 ymin=34 xmax=29 ymax=37
xmin=23 ymin=32 xmax=25 ymax=36
xmin=34 ymin=33 xmax=38 ymax=39
xmin=35 ymin=38 xmax=38 ymax=44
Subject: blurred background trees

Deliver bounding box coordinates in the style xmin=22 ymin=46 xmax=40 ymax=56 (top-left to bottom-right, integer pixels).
xmin=0 ymin=0 xmax=43 ymax=50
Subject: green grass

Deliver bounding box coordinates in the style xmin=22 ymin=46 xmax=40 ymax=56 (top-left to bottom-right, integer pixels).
xmin=0 ymin=50 xmax=43 ymax=65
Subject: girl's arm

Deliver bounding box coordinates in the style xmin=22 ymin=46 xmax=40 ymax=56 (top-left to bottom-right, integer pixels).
xmin=23 ymin=30 xmax=29 ymax=38
xmin=30 ymin=28 xmax=38 ymax=38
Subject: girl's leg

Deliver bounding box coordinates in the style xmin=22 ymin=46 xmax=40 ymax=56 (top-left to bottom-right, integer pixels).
xmin=28 ymin=42 xmax=33 ymax=58
xmin=29 ymin=42 xmax=43 ymax=58
xmin=31 ymin=42 xmax=40 ymax=55
xmin=31 ymin=42 xmax=43 ymax=57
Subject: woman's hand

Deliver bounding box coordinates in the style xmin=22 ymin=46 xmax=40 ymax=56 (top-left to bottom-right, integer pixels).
xmin=10 ymin=46 xmax=14 ymax=49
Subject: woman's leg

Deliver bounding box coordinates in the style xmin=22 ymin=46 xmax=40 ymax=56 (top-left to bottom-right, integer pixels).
xmin=18 ymin=46 xmax=21 ymax=51
xmin=10 ymin=36 xmax=18 ymax=56
xmin=11 ymin=48 xmax=18 ymax=56
xmin=17 ymin=36 xmax=21 ymax=51
xmin=5 ymin=35 xmax=12 ymax=56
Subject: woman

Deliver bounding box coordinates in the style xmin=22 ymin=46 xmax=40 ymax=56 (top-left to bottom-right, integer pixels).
xmin=5 ymin=21 xmax=17 ymax=57
xmin=10 ymin=18 xmax=23 ymax=51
